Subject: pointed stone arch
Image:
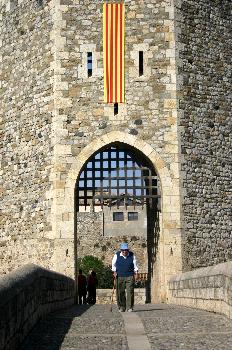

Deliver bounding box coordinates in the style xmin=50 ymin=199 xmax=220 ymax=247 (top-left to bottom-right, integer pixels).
xmin=68 ymin=131 xmax=170 ymax=189
xmin=54 ymin=131 xmax=182 ymax=302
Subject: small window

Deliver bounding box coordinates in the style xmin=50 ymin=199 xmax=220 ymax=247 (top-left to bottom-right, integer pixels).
xmin=114 ymin=103 xmax=118 ymax=115
xmin=128 ymin=212 xmax=138 ymax=221
xmin=87 ymin=52 xmax=93 ymax=77
xmin=113 ymin=212 xmax=124 ymax=221
xmin=139 ymin=51 xmax=144 ymax=76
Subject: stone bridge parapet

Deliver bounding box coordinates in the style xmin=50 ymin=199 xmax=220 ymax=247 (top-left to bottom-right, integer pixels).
xmin=0 ymin=264 xmax=75 ymax=350
xmin=168 ymin=261 xmax=232 ymax=319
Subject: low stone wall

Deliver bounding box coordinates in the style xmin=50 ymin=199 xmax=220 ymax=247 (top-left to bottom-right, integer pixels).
xmin=96 ymin=288 xmax=146 ymax=305
xmin=0 ymin=264 xmax=75 ymax=350
xmin=168 ymin=261 xmax=232 ymax=319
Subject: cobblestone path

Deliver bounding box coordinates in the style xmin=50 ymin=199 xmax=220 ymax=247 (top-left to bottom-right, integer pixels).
xmin=19 ymin=304 xmax=232 ymax=350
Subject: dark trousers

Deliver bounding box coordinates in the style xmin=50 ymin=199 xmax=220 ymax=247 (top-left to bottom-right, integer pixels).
xmin=117 ymin=276 xmax=134 ymax=310
xmin=87 ymin=287 xmax=96 ymax=304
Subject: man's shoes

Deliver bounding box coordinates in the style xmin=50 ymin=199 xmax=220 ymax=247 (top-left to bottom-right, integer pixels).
xmin=127 ymin=308 xmax=133 ymax=312
xmin=119 ymin=307 xmax=125 ymax=312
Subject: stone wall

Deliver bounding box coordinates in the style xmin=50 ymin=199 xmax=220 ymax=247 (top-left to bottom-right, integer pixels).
xmin=50 ymin=0 xmax=183 ymax=297
xmin=96 ymin=288 xmax=146 ymax=305
xmin=76 ymin=212 xmax=148 ymax=273
xmin=53 ymin=0 xmax=179 ymax=165
xmin=1 ymin=0 xmax=187 ymax=301
xmin=176 ymin=0 xmax=232 ymax=269
xmin=0 ymin=263 xmax=75 ymax=350
xmin=1 ymin=0 xmax=230 ymax=301
xmin=103 ymin=206 xmax=147 ymax=238
xmin=0 ymin=0 xmax=54 ymax=273
xmin=168 ymin=261 xmax=232 ymax=320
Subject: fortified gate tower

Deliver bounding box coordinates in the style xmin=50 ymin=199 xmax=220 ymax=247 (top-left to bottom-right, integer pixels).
xmin=0 ymin=0 xmax=231 ymax=302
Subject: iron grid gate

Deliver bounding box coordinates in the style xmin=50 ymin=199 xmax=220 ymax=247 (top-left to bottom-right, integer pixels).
xmin=76 ymin=144 xmax=160 ymax=210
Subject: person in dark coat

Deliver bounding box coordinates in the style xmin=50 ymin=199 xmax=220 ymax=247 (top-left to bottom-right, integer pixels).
xmin=78 ymin=269 xmax=87 ymax=304
xmin=87 ymin=270 xmax=98 ymax=304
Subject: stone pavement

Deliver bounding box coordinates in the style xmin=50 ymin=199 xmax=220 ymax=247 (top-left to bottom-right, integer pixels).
xmin=19 ymin=304 xmax=232 ymax=350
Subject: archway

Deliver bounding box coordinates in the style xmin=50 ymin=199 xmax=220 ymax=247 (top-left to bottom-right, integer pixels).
xmin=74 ymin=142 xmax=161 ymax=303
xmin=57 ymin=131 xmax=182 ymax=303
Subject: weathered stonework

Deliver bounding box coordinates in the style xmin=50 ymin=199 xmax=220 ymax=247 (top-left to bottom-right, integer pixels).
xmin=0 ymin=0 xmax=231 ymax=304
xmin=0 ymin=263 xmax=74 ymax=350
xmin=168 ymin=261 xmax=232 ymax=320
xmin=176 ymin=0 xmax=232 ymax=270
xmin=96 ymin=288 xmax=146 ymax=305
xmin=0 ymin=0 xmax=54 ymax=272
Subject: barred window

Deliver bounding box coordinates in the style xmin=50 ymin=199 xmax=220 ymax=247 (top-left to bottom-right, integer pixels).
xmin=87 ymin=52 xmax=93 ymax=77
xmin=113 ymin=212 xmax=124 ymax=221
xmin=139 ymin=51 xmax=144 ymax=76
xmin=128 ymin=212 xmax=138 ymax=221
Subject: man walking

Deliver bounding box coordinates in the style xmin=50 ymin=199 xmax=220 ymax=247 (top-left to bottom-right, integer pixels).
xmin=112 ymin=242 xmax=138 ymax=312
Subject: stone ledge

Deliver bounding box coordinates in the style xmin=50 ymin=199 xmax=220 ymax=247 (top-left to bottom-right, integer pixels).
xmin=96 ymin=288 xmax=147 ymax=305
xmin=168 ymin=261 xmax=232 ymax=319
xmin=0 ymin=264 xmax=75 ymax=350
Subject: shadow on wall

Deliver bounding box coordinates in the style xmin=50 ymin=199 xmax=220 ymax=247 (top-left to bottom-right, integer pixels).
xmin=146 ymin=205 xmax=160 ymax=303
xmin=0 ymin=264 xmax=75 ymax=350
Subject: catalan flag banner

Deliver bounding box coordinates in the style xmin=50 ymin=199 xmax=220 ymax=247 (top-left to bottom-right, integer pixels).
xmin=103 ymin=3 xmax=125 ymax=103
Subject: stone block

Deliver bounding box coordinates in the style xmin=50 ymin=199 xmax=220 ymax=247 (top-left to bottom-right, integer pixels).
xmin=164 ymin=99 xmax=177 ymax=109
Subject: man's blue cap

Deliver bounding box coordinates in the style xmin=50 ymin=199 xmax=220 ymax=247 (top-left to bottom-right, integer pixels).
xmin=120 ymin=243 xmax=129 ymax=250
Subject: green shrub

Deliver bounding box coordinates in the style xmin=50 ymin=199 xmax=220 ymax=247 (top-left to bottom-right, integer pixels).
xmin=77 ymin=255 xmax=114 ymax=289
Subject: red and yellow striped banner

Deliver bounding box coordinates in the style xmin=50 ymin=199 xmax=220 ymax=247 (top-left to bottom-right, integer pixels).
xmin=103 ymin=3 xmax=125 ymax=103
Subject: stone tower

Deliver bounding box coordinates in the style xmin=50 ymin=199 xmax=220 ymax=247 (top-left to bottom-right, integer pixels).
xmin=0 ymin=0 xmax=231 ymax=302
